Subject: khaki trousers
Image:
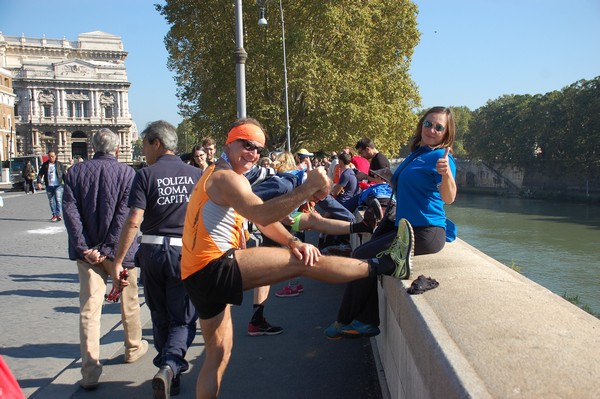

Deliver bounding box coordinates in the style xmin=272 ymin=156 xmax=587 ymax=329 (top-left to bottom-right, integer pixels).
xmin=77 ymin=260 xmax=143 ymax=383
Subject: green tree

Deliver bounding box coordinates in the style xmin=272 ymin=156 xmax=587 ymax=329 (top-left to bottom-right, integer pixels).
xmin=466 ymin=94 xmax=540 ymax=167
xmin=447 ymin=105 xmax=471 ymax=158
xmin=131 ymin=138 xmax=143 ymax=160
xmin=176 ymin=118 xmax=196 ymax=154
xmin=157 ymin=0 xmax=421 ymax=157
xmin=559 ymin=78 xmax=600 ymax=174
xmin=463 ymin=76 xmax=600 ymax=185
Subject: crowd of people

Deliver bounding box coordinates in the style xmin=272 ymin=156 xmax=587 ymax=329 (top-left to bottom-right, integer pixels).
xmin=11 ymin=106 xmax=457 ymax=399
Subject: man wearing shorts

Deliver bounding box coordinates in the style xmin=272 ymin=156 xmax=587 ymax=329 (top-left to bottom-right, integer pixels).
xmin=180 ymin=118 xmax=411 ymax=398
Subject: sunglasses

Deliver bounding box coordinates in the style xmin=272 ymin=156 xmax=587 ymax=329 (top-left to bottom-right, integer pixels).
xmin=238 ymin=139 xmax=264 ymax=153
xmin=423 ymin=120 xmax=445 ymax=132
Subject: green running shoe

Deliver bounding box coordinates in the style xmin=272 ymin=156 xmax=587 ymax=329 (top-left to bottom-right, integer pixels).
xmin=376 ymin=218 xmax=414 ymax=279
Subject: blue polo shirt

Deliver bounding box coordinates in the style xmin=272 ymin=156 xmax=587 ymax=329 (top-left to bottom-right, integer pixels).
xmin=392 ymin=147 xmax=456 ymax=228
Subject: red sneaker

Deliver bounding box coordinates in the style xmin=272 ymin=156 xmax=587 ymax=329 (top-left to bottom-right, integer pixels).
xmin=275 ymin=285 xmax=299 ymax=298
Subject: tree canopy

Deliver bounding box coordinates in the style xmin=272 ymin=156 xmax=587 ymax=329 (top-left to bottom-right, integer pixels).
xmin=465 ymin=76 xmax=600 ymax=178
xmin=157 ymin=0 xmax=421 ymax=157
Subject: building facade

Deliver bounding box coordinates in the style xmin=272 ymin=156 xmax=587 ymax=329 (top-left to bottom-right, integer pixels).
xmin=0 ymin=31 xmax=135 ymax=162
xmin=0 ymin=66 xmax=16 ymax=163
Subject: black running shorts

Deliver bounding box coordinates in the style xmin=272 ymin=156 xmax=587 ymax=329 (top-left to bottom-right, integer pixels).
xmin=183 ymin=248 xmax=244 ymax=319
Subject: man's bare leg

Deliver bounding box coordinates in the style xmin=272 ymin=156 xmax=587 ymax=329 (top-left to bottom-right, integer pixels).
xmin=254 ymin=286 xmax=270 ymax=304
xmin=236 ymin=247 xmax=371 ymax=290
xmin=196 ymin=306 xmax=233 ymax=399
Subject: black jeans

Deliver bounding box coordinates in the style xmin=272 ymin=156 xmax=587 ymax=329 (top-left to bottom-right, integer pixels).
xmin=336 ymin=221 xmax=446 ymax=326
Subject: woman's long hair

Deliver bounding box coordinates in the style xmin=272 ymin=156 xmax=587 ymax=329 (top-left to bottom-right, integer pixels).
xmin=409 ymin=106 xmax=455 ymax=152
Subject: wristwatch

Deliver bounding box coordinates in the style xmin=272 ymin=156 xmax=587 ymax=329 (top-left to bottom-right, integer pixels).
xmin=287 ymin=236 xmax=301 ymax=247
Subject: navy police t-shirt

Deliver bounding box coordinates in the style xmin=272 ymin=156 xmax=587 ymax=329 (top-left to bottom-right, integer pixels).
xmin=129 ymin=154 xmax=202 ymax=237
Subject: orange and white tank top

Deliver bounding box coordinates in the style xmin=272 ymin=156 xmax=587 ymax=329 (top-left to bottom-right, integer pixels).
xmin=181 ymin=165 xmax=245 ymax=280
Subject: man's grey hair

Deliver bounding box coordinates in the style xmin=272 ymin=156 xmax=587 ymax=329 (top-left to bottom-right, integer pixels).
xmin=93 ymin=128 xmax=119 ymax=153
xmin=141 ymin=120 xmax=178 ymax=151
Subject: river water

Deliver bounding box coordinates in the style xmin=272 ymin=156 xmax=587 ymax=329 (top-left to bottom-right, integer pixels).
xmin=445 ymin=193 xmax=600 ymax=316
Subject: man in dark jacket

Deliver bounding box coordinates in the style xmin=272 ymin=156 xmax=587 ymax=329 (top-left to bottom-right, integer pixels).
xmin=62 ymin=128 xmax=148 ymax=390
xmin=37 ymin=150 xmax=65 ymax=221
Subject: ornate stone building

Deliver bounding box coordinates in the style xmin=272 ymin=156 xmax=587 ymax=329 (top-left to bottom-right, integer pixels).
xmin=0 ymin=66 xmax=16 ymax=163
xmin=0 ymin=31 xmax=135 ymax=162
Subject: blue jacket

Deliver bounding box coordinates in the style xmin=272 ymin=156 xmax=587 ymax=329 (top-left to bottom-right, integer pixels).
xmin=62 ymin=152 xmax=138 ymax=266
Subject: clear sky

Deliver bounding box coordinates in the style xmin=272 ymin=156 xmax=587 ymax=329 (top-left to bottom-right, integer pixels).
xmin=2 ymin=0 xmax=599 ymax=129
xmin=411 ymin=0 xmax=600 ymax=111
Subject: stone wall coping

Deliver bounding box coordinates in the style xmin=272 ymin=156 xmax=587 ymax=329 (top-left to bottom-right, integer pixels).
xmin=380 ymin=238 xmax=600 ymax=398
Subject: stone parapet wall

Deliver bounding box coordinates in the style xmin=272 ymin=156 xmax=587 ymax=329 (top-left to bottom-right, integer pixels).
xmin=374 ymin=239 xmax=600 ymax=398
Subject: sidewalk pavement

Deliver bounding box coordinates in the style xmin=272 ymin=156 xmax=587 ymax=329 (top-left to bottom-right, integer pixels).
xmin=0 ymin=191 xmax=385 ymax=399
xmin=33 ymin=282 xmax=383 ymax=399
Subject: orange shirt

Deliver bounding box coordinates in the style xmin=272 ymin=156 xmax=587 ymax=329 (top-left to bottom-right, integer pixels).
xmin=181 ymin=165 xmax=245 ymax=279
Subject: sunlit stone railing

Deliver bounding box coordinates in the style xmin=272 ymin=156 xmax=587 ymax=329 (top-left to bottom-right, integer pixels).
xmin=373 ymin=238 xmax=600 ymax=398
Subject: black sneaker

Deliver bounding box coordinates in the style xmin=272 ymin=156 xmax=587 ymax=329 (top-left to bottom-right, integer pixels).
xmin=322 ymin=243 xmax=352 ymax=256
xmin=362 ymin=198 xmax=383 ymax=232
xmin=247 ymin=319 xmax=284 ymax=336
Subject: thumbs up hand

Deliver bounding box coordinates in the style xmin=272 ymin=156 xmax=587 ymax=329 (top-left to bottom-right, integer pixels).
xmin=436 ymin=147 xmax=451 ymax=176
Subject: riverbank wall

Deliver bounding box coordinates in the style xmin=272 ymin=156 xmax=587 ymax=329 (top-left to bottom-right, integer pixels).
xmin=452 ymin=159 xmax=600 ymax=202
xmin=372 ymin=238 xmax=600 ymax=398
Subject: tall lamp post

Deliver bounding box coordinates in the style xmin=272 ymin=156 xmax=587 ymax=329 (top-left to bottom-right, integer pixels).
xmin=8 ymin=120 xmax=13 ymax=158
xmin=234 ymin=0 xmax=247 ymax=118
xmin=30 ymin=95 xmax=34 ymax=154
xmin=258 ymin=0 xmax=291 ymax=152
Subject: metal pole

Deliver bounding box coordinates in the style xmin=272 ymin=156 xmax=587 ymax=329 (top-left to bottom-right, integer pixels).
xmin=234 ymin=0 xmax=247 ymax=118
xmin=9 ymin=123 xmax=13 ymax=158
xmin=279 ymin=0 xmax=291 ymax=152
xmin=30 ymin=95 xmax=34 ymax=154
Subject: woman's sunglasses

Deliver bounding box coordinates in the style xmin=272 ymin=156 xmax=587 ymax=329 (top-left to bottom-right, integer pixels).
xmin=423 ymin=120 xmax=445 ymax=132
xmin=238 ymin=139 xmax=264 ymax=153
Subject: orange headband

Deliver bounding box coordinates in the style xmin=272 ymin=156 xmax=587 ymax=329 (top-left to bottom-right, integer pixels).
xmin=226 ymin=124 xmax=266 ymax=147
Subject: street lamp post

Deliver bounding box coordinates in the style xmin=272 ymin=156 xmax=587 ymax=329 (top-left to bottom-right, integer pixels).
xmin=258 ymin=0 xmax=291 ymax=152
xmin=29 ymin=90 xmax=35 ymax=154
xmin=30 ymin=100 xmax=34 ymax=154
xmin=234 ymin=0 xmax=247 ymax=118
xmin=8 ymin=120 xmax=13 ymax=158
